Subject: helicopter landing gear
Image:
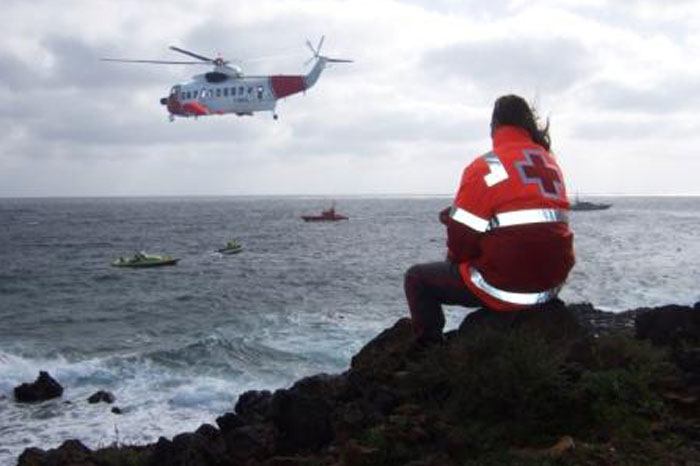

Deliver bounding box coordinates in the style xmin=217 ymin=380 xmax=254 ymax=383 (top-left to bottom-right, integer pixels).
xmin=168 ymin=114 xmax=175 ymax=122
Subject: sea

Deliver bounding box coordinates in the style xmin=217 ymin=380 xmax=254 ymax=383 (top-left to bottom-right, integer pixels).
xmin=0 ymin=196 xmax=698 ymax=463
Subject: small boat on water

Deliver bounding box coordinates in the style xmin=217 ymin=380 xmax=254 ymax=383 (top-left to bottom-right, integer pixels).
xmin=570 ymin=200 xmax=612 ymax=211
xmin=112 ymin=251 xmax=179 ymax=268
xmin=217 ymin=240 xmax=243 ymax=255
xmin=570 ymin=195 xmax=612 ymax=211
xmin=301 ymin=203 xmax=348 ymax=222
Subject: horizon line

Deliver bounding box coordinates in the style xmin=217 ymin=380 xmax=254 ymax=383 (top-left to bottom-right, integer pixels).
xmin=1 ymin=192 xmax=700 ymax=200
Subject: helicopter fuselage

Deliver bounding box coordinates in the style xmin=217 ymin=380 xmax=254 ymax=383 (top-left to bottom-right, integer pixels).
xmin=162 ymin=58 xmax=327 ymax=120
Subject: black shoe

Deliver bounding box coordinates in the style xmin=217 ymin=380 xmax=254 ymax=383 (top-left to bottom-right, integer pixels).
xmin=406 ymin=335 xmax=444 ymax=359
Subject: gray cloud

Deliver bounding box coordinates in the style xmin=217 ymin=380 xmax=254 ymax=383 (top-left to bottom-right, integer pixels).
xmin=0 ymin=51 xmax=42 ymax=91
xmin=571 ymin=1 xmax=696 ymax=44
xmin=571 ymin=118 xmax=666 ymax=141
xmin=46 ymin=35 xmax=173 ymax=90
xmin=423 ymin=37 xmax=594 ymax=94
xmin=398 ymin=0 xmax=510 ymax=19
xmin=583 ymin=77 xmax=700 ymax=115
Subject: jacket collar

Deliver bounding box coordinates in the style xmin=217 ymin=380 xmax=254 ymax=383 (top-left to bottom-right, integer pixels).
xmin=492 ymin=125 xmax=533 ymax=147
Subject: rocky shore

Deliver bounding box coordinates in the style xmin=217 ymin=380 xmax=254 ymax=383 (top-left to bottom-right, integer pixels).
xmin=15 ymin=300 xmax=700 ymax=466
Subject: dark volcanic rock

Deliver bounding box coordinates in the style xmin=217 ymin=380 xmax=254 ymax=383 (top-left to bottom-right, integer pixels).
xmin=87 ymin=390 xmax=115 ymax=404
xmin=223 ymin=423 xmax=276 ymax=463
xmin=14 ymin=371 xmax=63 ymax=403
xmin=635 ymin=304 xmax=700 ymax=346
xmin=458 ymin=298 xmax=588 ymax=341
xmin=149 ymin=432 xmax=225 ymax=466
xmin=351 ymin=317 xmax=414 ymax=375
xmin=271 ymin=375 xmax=335 ymax=453
xmin=195 ymin=423 xmax=221 ymax=441
xmin=635 ymin=304 xmax=700 ymax=384
xmin=17 ymin=439 xmax=91 ymax=466
xmin=235 ymin=389 xmax=272 ymax=424
xmin=215 ymin=412 xmax=245 ymax=434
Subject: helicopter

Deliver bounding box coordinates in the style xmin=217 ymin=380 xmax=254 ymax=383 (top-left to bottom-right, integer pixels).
xmin=101 ymin=37 xmax=351 ymax=121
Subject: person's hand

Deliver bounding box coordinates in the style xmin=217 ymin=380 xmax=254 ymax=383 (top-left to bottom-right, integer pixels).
xmin=439 ymin=206 xmax=451 ymax=225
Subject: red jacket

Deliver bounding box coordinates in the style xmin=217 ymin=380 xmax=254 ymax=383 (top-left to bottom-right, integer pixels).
xmin=446 ymin=125 xmax=575 ymax=310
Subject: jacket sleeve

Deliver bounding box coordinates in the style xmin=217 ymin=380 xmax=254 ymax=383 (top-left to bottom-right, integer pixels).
xmin=446 ymin=157 xmax=493 ymax=262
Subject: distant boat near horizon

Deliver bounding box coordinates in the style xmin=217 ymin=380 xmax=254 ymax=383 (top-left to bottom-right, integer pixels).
xmin=217 ymin=239 xmax=243 ymax=255
xmin=570 ymin=195 xmax=612 ymax=211
xmin=112 ymin=251 xmax=179 ymax=268
xmin=301 ymin=202 xmax=349 ymax=222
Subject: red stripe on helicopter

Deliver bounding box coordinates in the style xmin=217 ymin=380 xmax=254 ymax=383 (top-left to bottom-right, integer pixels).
xmin=182 ymin=101 xmax=209 ymax=116
xmin=269 ymin=75 xmax=307 ymax=98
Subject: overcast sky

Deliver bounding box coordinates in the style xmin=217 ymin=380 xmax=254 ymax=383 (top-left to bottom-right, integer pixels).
xmin=2 ymin=0 xmax=700 ymax=197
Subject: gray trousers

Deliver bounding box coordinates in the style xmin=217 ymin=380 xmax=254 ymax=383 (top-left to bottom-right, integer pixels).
xmin=404 ymin=261 xmax=482 ymax=341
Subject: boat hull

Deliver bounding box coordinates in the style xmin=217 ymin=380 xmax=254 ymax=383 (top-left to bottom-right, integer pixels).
xmin=217 ymin=247 xmax=243 ymax=255
xmin=112 ymin=258 xmax=179 ymax=268
xmin=301 ymin=215 xmax=348 ymax=222
xmin=570 ymin=203 xmax=612 ymax=211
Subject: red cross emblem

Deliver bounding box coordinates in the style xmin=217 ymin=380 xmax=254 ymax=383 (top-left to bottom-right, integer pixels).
xmin=514 ymin=150 xmax=563 ymax=198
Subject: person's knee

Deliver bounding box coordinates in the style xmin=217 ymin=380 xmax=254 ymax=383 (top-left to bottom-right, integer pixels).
xmin=404 ymin=263 xmax=424 ymax=290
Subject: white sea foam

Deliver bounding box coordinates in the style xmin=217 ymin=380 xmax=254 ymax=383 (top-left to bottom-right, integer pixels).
xmin=0 ymin=347 xmax=289 ymax=464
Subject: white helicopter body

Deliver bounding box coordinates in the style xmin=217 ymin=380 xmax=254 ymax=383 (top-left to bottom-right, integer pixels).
xmin=102 ymin=38 xmax=350 ymax=121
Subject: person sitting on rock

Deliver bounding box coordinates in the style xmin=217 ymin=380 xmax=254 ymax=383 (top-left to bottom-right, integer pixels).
xmin=405 ymin=94 xmax=576 ymax=344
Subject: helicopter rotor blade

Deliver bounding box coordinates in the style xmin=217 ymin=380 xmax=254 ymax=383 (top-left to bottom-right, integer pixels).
xmin=305 ymin=40 xmax=317 ymax=56
xmin=316 ymin=36 xmax=325 ymax=54
xmin=100 ymin=58 xmax=206 ymax=65
xmin=169 ymin=46 xmax=215 ymax=63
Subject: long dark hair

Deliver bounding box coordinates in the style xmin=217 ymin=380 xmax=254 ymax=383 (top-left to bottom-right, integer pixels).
xmin=491 ymin=95 xmax=551 ymax=151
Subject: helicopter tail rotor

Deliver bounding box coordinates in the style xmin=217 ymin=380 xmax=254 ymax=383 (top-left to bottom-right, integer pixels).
xmin=304 ymin=36 xmax=353 ymax=66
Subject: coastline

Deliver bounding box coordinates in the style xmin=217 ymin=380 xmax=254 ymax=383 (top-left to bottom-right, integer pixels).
xmin=15 ymin=300 xmax=700 ymax=466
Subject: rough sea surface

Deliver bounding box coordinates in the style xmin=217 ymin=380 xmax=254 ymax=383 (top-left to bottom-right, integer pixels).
xmin=0 ymin=196 xmax=698 ymax=463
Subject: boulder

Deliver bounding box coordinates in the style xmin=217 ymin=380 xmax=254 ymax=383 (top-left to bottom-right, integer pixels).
xmin=14 ymin=371 xmax=63 ymax=403
xmin=87 ymin=390 xmax=115 ymax=404
xmin=458 ymin=299 xmax=588 ymax=341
